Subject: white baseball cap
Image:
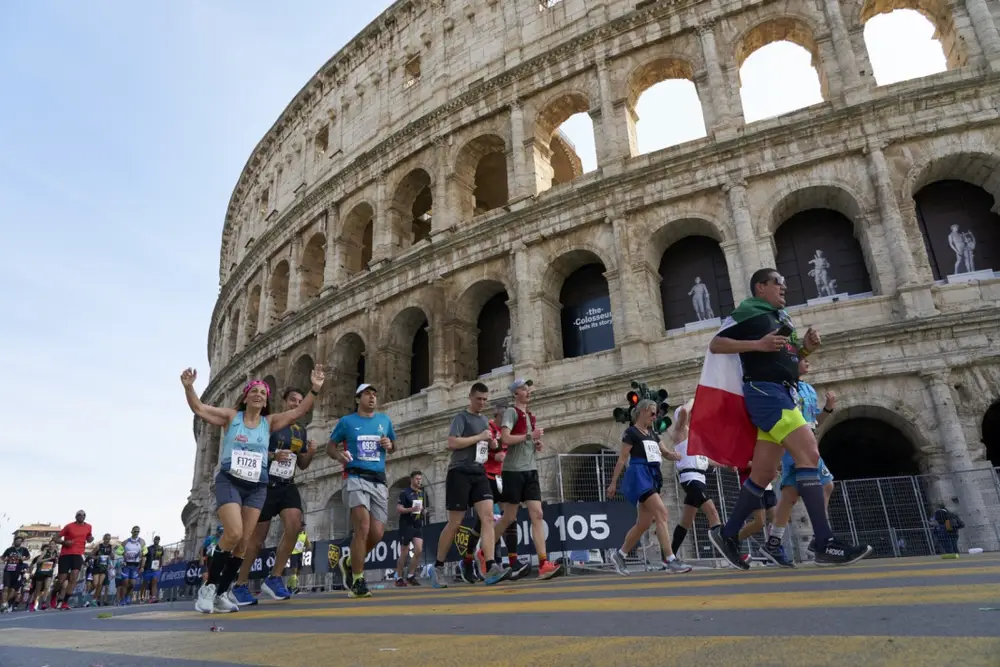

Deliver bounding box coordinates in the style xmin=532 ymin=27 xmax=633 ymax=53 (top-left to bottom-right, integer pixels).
xmin=355 ymin=383 xmax=377 ymax=397
xmin=508 ymin=378 xmax=533 ymax=394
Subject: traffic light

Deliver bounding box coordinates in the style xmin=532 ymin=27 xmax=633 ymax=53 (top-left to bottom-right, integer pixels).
xmin=612 ymin=381 xmax=671 ymax=429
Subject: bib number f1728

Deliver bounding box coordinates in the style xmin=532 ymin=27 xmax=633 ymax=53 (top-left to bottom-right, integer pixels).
xmin=231 ymin=450 xmax=263 ymax=482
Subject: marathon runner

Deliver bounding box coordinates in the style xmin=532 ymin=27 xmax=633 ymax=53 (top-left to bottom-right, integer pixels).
xmin=53 ymin=510 xmax=94 ymax=610
xmin=606 ymin=399 xmax=692 ymax=575
xmin=395 ymin=471 xmax=427 ymax=586
xmin=141 ymin=535 xmax=166 ymax=603
xmin=704 ymin=268 xmax=871 ymax=569
xmin=2 ymin=535 xmax=31 ymax=613
xmin=430 ymin=383 xmax=509 ymax=588
xmin=182 ymin=365 xmax=325 ymax=614
xmin=119 ymin=527 xmax=146 ymax=606
xmin=91 ymin=534 xmax=114 ymax=606
xmin=669 ymin=400 xmax=724 ymax=559
xmin=765 ymin=358 xmax=837 ymax=563
xmin=493 ymin=379 xmax=560 ymax=580
xmin=326 ymin=383 xmax=396 ymax=599
xmin=202 ymin=525 xmax=223 ymax=584
xmin=734 ymin=461 xmax=783 ymax=566
xmin=27 ymin=541 xmax=59 ymax=612
xmin=288 ymin=522 xmax=310 ymax=594
xmin=231 ymin=387 xmax=318 ymax=605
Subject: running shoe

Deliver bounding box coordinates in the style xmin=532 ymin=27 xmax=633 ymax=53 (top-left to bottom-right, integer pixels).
xmin=475 ymin=549 xmax=487 ymax=578
xmin=538 ymin=561 xmax=561 ymax=580
xmin=483 ymin=562 xmax=513 ymax=586
xmin=430 ymin=564 xmax=448 ymax=589
xmin=213 ymin=593 xmax=239 ymax=613
xmin=261 ymin=576 xmax=292 ymax=601
xmin=59 ymin=602 xmax=71 ymax=610
xmin=348 ymin=576 xmax=372 ymax=599
xmin=709 ymin=525 xmax=749 ymax=571
xmin=660 ymin=558 xmax=693 ymax=574
xmin=394 ymin=578 xmax=408 ymax=588
xmin=606 ymin=548 xmax=629 ymax=576
xmin=509 ymin=559 xmax=532 ymax=581
xmin=459 ymin=560 xmax=478 ymax=584
xmin=760 ymin=541 xmax=795 ymax=568
xmin=228 ymin=584 xmax=258 ymax=606
xmin=195 ymin=584 xmax=216 ymax=614
xmin=406 ymin=575 xmax=420 ymax=586
xmin=28 ymin=603 xmax=36 ymax=612
xmin=814 ymin=538 xmax=873 ymax=567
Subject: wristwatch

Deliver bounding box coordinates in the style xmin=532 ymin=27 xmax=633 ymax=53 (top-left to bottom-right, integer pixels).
xmin=823 ymin=407 xmax=834 ymax=413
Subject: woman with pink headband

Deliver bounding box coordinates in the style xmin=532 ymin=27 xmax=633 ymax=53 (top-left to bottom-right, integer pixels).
xmin=180 ymin=366 xmax=325 ymax=614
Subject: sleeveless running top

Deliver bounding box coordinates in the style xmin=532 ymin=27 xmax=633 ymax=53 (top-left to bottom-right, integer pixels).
xmin=122 ymin=538 xmax=144 ymax=565
xmin=220 ymin=411 xmax=271 ymax=484
xmin=95 ymin=542 xmax=113 ymax=567
xmin=675 ymin=440 xmax=709 ymax=484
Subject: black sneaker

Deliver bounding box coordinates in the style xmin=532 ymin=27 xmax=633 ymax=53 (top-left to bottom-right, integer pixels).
xmin=760 ymin=540 xmax=795 ymax=568
xmin=814 ymin=538 xmax=873 ymax=566
xmin=348 ymin=576 xmax=372 ymax=599
xmin=473 ymin=562 xmax=484 ymax=582
xmin=510 ymin=559 xmax=532 ymax=581
xmin=709 ymin=525 xmax=749 ymax=571
xmin=406 ymin=575 xmax=420 ymax=586
xmin=459 ymin=560 xmax=478 ymax=584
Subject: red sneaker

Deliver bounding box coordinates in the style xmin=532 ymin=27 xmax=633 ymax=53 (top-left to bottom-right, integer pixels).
xmin=474 ymin=549 xmax=486 ymax=577
xmin=394 ymin=578 xmax=407 ymax=587
xmin=538 ymin=561 xmax=561 ymax=580
xmin=59 ymin=602 xmax=71 ymax=610
xmin=49 ymin=596 xmax=57 ymax=609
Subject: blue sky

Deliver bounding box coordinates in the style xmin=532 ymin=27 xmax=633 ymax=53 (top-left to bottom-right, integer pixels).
xmin=0 ymin=3 xmax=943 ymax=546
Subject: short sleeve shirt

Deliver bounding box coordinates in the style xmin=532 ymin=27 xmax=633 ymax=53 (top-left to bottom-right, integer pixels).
xmin=58 ymin=522 xmax=93 ymax=556
xmin=330 ymin=412 xmax=396 ymax=483
xmin=622 ymin=425 xmax=662 ymax=466
xmin=796 ymin=381 xmax=820 ymax=426
xmin=448 ymin=410 xmax=491 ymax=471
xmin=398 ymin=487 xmax=427 ymax=528
xmin=721 ymin=308 xmax=801 ymax=384
xmin=501 ymin=407 xmax=537 ymax=472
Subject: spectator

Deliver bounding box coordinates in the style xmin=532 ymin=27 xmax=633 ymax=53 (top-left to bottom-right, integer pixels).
xmin=931 ymin=505 xmax=963 ymax=554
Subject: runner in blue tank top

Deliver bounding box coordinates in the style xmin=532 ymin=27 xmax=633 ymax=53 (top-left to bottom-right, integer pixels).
xmin=181 ymin=365 xmax=326 ymax=614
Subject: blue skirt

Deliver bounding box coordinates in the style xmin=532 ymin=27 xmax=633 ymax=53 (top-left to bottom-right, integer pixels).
xmin=621 ymin=461 xmax=663 ymax=506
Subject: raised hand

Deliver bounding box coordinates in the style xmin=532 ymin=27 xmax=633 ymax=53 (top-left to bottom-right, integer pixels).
xmin=181 ymin=368 xmax=197 ymax=387
xmin=306 ymin=439 xmax=317 ymax=454
xmin=805 ymin=327 xmax=822 ymax=351
xmin=310 ymin=366 xmax=326 ymax=391
xmin=825 ymin=391 xmax=836 ymax=410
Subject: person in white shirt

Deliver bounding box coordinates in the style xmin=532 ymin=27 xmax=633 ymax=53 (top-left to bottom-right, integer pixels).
xmin=668 ymin=400 xmax=724 ymax=558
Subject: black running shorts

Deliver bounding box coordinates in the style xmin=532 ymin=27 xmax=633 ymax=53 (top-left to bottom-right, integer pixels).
xmin=500 ymin=470 xmax=542 ymax=504
xmin=681 ymin=479 xmax=710 ymax=508
xmin=445 ymin=467 xmax=493 ymax=512
xmin=259 ymin=483 xmax=304 ymax=523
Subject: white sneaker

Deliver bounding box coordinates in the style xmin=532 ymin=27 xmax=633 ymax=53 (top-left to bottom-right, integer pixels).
xmin=213 ymin=592 xmax=239 ymax=613
xmin=195 ymin=584 xmax=216 ymax=614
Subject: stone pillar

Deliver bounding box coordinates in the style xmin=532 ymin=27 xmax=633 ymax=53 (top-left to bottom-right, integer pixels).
xmin=371 ymin=174 xmax=392 ymax=266
xmin=723 ymin=178 xmax=760 ymax=294
xmin=865 ymin=143 xmax=917 ymax=291
xmin=921 ymin=369 xmax=990 ymax=529
xmin=257 ymin=261 xmax=271 ymax=335
xmin=432 ymin=137 xmax=453 ymax=233
xmin=821 ymin=0 xmax=866 ymax=99
xmin=609 ymin=217 xmax=643 ymax=344
xmin=233 ymin=295 xmax=248 ymax=353
xmin=697 ymin=20 xmax=738 ymax=138
xmin=721 ymin=240 xmax=747 ymax=302
xmin=512 ymin=243 xmax=543 ymax=368
xmin=508 ymin=100 xmax=532 ymax=202
xmin=756 ymin=234 xmax=777 ymax=271
xmin=965 ymin=0 xmax=1000 ymax=70
xmin=322 ymin=206 xmax=339 ymax=292
xmin=592 ymin=57 xmax=635 ymax=166
xmin=287 ymin=235 xmax=304 ymax=314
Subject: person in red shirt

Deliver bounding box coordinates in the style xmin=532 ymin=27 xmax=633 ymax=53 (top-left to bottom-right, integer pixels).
xmin=53 ymin=510 xmax=94 ymax=610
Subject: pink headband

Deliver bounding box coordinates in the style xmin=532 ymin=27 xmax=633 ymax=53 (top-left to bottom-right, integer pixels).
xmin=243 ymin=380 xmax=270 ymax=398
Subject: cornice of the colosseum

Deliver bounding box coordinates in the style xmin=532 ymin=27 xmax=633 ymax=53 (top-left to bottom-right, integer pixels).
xmin=206 ymin=71 xmax=1000 ymax=360
xmin=218 ymin=0 xmax=787 ymax=281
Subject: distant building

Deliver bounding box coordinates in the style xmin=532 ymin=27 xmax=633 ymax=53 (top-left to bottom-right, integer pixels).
xmin=14 ymin=523 xmax=120 ymax=560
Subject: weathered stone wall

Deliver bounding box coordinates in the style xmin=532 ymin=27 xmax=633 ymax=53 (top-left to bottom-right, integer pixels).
xmin=182 ymin=0 xmax=1000 ymax=545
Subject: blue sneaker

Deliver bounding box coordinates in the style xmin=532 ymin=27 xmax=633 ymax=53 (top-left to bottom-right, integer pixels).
xmin=261 ymin=576 xmax=292 ymax=601
xmin=430 ymin=564 xmax=448 ymax=589
xmin=760 ymin=541 xmax=795 ymax=568
xmin=229 ymin=584 xmax=258 ymax=606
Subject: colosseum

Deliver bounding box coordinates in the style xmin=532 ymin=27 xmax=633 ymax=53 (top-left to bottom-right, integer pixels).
xmin=183 ymin=0 xmax=1000 ymax=559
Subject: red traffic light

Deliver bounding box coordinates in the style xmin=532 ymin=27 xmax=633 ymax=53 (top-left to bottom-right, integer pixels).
xmin=626 ymin=391 xmax=640 ymax=406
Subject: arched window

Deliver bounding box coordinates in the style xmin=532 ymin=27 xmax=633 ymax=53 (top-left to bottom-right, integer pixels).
xmin=915 ymin=180 xmax=999 ymax=280
xmin=627 ymin=58 xmax=707 ymax=155
xmin=659 ymin=236 xmax=733 ymax=331
xmin=560 ymin=263 xmax=614 ymax=359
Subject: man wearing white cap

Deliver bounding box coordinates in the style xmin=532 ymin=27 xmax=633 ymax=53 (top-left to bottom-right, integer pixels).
xmin=493 ymin=379 xmax=561 ymax=580
xmin=326 ymin=383 xmax=396 ymax=598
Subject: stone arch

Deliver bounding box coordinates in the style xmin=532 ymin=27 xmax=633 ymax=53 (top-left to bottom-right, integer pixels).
xmin=625 ymin=57 xmax=708 ymax=154
xmin=227 ymin=309 xmax=240 ymax=357
xmin=338 ymin=202 xmax=375 ymax=276
xmin=453 ymin=134 xmax=509 ymax=220
xmin=453 ymin=279 xmax=512 ymax=381
xmin=983 ymin=400 xmax=1000 ymax=468
xmin=647 ymin=215 xmax=731 ymax=266
xmin=269 ymin=260 xmax=290 ymax=325
xmin=384 ymin=306 xmax=431 ymax=402
xmin=390 ymin=168 xmax=434 ymax=251
xmin=562 ymin=443 xmax=619 ymax=501
xmin=299 ymin=233 xmax=326 ymax=303
xmin=659 ymin=235 xmax=735 ymax=331
xmin=328 ymin=331 xmax=367 ymax=418
xmin=765 ymin=183 xmax=867 ymax=236
xmin=533 ymin=91 xmax=593 ymax=192
xmin=262 ymin=374 xmax=278 ymax=406
xmin=734 ymin=16 xmax=831 ymax=118
xmin=817 ymin=400 xmax=936 ymax=477
xmin=907 ymin=151 xmax=1000 ymax=280
xmin=541 ymin=249 xmax=616 ymax=362
xmin=245 ymin=285 xmax=262 ymax=340
xmin=288 ymin=354 xmax=315 ymax=424
xmin=855 ymin=0 xmax=966 ymax=72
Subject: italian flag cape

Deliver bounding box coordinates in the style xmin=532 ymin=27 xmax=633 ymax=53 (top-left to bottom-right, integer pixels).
xmin=688 ymin=298 xmax=779 ymax=468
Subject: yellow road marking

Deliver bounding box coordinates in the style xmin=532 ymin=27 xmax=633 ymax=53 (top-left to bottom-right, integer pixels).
xmin=0 ymin=630 xmax=997 ymax=667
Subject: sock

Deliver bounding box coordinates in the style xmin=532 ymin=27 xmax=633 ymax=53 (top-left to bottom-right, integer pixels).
xmin=671 ymin=525 xmax=688 ymax=554
xmin=503 ymin=523 xmax=518 ymax=552
xmin=288 ymin=573 xmax=298 ymax=589
xmin=768 ymin=525 xmax=785 ymax=546
xmin=206 ymin=549 xmax=232 ymax=588
xmin=485 ymin=559 xmax=495 ymax=571
xmin=508 ymin=554 xmax=518 ymax=567
xmin=217 ymin=556 xmax=243 ymax=595
xmin=722 ymin=479 xmax=766 ymax=538
xmin=795 ymin=468 xmax=833 ymax=544
xmin=352 ymin=571 xmax=363 ymax=583
xmin=435 ymin=560 xmax=444 ymax=568
xmin=463 ymin=555 xmax=474 ymax=565
xmin=538 ymin=555 xmax=548 ymax=568
xmin=618 ymin=548 xmax=627 ymax=559
xmin=665 ymin=554 xmax=676 ymax=563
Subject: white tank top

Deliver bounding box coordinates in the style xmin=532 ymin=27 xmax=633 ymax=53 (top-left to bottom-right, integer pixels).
xmin=123 ymin=538 xmax=143 ymax=564
xmin=675 ymin=440 xmax=709 ymax=484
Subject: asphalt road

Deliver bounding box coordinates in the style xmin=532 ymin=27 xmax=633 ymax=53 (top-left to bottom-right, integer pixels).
xmin=1 ymin=554 xmax=998 ymax=667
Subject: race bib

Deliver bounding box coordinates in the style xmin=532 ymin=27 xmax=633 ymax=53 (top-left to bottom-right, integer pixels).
xmin=695 ymin=455 xmax=709 ymax=470
xmin=475 ymin=441 xmax=489 ymax=465
xmin=39 ymin=562 xmax=53 ymax=573
xmin=357 ymin=436 xmax=381 ymax=462
xmin=294 ymin=540 xmax=305 ymax=552
xmin=412 ymin=497 xmax=423 ymax=517
xmin=642 ymin=439 xmax=662 ymax=463
xmin=5 ymin=563 xmax=16 ymax=571
xmin=269 ymin=452 xmax=297 ymax=479
xmin=231 ymin=450 xmax=263 ymax=482
xmin=99 ymin=555 xmax=109 ymax=564
xmin=151 ymin=560 xmax=160 ymax=570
